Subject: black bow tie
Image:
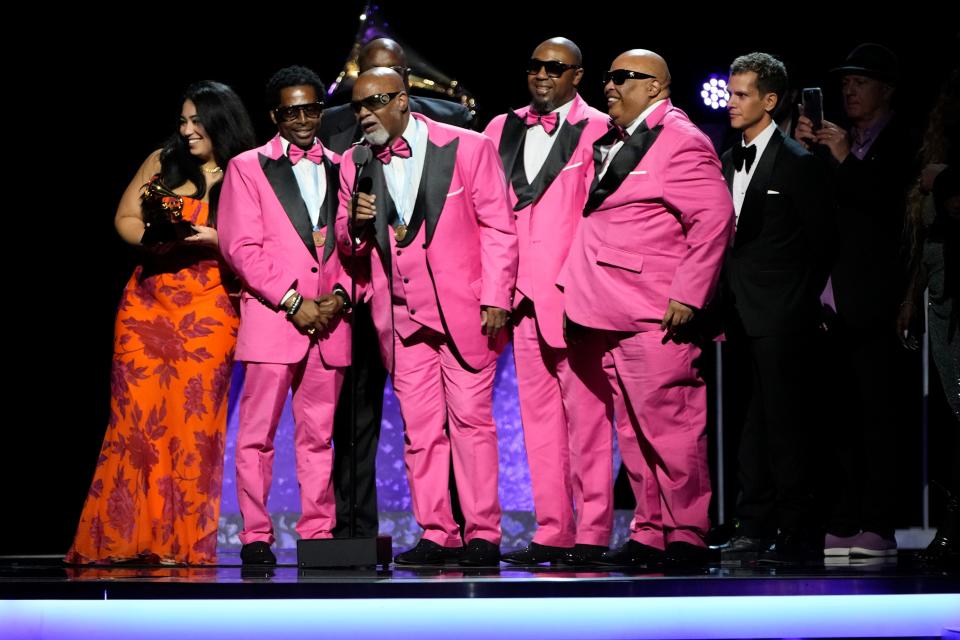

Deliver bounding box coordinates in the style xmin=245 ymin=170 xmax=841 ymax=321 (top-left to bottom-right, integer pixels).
xmin=732 ymin=144 xmax=757 ymax=172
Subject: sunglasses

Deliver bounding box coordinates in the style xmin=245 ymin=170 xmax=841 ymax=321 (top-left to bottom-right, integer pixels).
xmin=351 ymin=91 xmax=404 ymax=113
xmin=602 ymin=69 xmax=657 ymax=85
xmin=274 ymin=102 xmax=324 ymax=122
xmin=525 ymin=58 xmax=581 ymax=78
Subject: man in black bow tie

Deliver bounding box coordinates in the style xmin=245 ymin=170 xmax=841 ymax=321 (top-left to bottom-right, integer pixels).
xmin=719 ymin=52 xmax=835 ymax=562
xmin=483 ymin=37 xmax=614 ymax=567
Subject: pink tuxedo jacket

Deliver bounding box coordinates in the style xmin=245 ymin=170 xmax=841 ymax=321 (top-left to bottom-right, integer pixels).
xmin=484 ymin=94 xmax=610 ymax=348
xmin=335 ymin=114 xmax=518 ymax=372
xmin=219 ymin=135 xmax=352 ymax=366
xmin=559 ymin=100 xmax=734 ymax=332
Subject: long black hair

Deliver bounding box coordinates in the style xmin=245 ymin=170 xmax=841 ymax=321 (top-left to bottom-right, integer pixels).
xmin=157 ymin=80 xmax=256 ymax=224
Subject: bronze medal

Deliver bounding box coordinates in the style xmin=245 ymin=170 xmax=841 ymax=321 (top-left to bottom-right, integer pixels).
xmin=395 ymin=224 xmax=408 ymax=242
xmin=313 ymin=229 xmax=326 ymax=247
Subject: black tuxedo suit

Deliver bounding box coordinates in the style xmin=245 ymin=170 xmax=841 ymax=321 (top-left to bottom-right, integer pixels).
xmin=720 ymin=127 xmax=835 ymax=539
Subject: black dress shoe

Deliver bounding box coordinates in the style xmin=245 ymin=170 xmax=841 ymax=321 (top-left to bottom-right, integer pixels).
xmin=559 ymin=544 xmax=609 ymax=566
xmin=593 ymin=540 xmax=663 ymax=568
xmin=502 ymin=542 xmax=572 ymax=566
xmin=458 ymin=539 xmax=501 ymax=567
xmin=240 ymin=541 xmax=277 ymax=566
xmin=721 ymin=535 xmax=775 ymax=560
xmin=760 ymin=531 xmax=820 ymax=563
xmin=394 ymin=540 xmax=464 ymax=566
xmin=663 ymin=541 xmax=715 ymax=568
xmin=918 ymin=494 xmax=960 ymax=566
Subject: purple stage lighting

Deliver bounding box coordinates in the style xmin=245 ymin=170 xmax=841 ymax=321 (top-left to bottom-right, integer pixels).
xmin=701 ymin=75 xmax=730 ymax=110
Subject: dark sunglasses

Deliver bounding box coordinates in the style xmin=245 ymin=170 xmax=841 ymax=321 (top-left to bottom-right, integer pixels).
xmin=351 ymin=91 xmax=404 ymax=113
xmin=525 ymin=58 xmax=581 ymax=78
xmin=602 ymin=69 xmax=657 ymax=85
xmin=274 ymin=102 xmax=324 ymax=122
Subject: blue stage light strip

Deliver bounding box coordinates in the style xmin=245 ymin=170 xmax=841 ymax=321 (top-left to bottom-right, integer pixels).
xmin=3 ymin=594 xmax=959 ymax=639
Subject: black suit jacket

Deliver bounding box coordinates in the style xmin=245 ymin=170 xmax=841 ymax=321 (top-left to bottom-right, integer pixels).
xmin=318 ymin=95 xmax=474 ymax=154
xmin=825 ymin=115 xmax=917 ymax=329
xmin=721 ymin=128 xmax=836 ymax=337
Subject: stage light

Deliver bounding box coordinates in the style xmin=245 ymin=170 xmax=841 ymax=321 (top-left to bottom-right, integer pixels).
xmin=702 ymin=75 xmax=730 ymax=110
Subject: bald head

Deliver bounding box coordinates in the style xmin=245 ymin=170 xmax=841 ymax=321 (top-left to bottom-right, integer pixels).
xmin=356 ymin=67 xmax=406 ymax=94
xmin=353 ymin=68 xmax=409 ymax=145
xmin=528 ymin=36 xmax=585 ymax=112
xmin=605 ymin=49 xmax=672 ymax=126
xmin=534 ymin=37 xmax=582 ymax=66
xmin=358 ymin=38 xmax=408 ymax=75
xmin=614 ymin=49 xmax=671 ymax=88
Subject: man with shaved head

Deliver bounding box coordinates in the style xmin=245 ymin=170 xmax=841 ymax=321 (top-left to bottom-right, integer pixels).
xmin=319 ymin=38 xmax=474 ymax=154
xmin=335 ymin=68 xmax=517 ymax=566
xmin=319 ymin=38 xmax=476 ymax=540
xmin=484 ymin=37 xmax=614 ymax=566
xmin=559 ymin=49 xmax=734 ymax=568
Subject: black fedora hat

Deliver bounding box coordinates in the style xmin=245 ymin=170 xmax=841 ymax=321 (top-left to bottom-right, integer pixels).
xmin=831 ymin=43 xmax=899 ymax=84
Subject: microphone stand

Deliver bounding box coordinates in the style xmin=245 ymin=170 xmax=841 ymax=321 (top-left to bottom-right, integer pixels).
xmin=347 ymin=147 xmax=367 ymax=540
xmin=296 ymin=144 xmax=391 ymax=570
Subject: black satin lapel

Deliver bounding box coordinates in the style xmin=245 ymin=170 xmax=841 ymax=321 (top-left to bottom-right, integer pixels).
xmin=736 ymin=130 xmax=782 ymax=246
xmin=584 ymin=124 xmax=663 ymax=215
xmin=509 ymin=136 xmax=535 ymax=210
xmin=523 ymin=118 xmax=588 ymax=209
xmin=722 ymin=151 xmax=735 ymax=190
xmin=320 ymin=154 xmax=340 ymax=263
xmin=498 ymin=111 xmax=526 ymax=180
xmin=259 ymin=153 xmax=317 ymax=261
xmin=362 ymin=160 xmax=394 ymax=274
xmin=422 ymin=138 xmax=459 ymax=247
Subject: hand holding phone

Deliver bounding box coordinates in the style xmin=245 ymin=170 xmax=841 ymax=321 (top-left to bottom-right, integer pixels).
xmin=802 ymin=87 xmax=824 ymax=131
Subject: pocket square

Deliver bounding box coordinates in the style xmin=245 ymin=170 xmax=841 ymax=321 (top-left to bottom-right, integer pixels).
xmin=766 ymin=189 xmax=780 ymax=195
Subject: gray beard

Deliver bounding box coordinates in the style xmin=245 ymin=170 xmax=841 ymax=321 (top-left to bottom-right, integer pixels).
xmin=363 ymin=129 xmax=390 ymax=147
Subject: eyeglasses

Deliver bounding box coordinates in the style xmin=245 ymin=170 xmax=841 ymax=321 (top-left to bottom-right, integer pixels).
xmin=350 ymin=91 xmax=404 ymax=113
xmin=525 ymin=58 xmax=581 ymax=78
xmin=274 ymin=102 xmax=324 ymax=122
xmin=602 ymin=69 xmax=657 ymax=85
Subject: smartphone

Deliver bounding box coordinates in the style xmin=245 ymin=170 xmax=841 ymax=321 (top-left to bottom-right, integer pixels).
xmin=802 ymin=87 xmax=823 ymax=130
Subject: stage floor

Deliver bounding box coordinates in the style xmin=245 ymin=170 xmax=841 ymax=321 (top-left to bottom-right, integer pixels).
xmin=3 ymin=553 xmax=959 ymax=639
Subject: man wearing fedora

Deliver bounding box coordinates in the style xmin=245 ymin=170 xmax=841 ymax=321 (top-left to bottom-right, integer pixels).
xmin=795 ymin=43 xmax=918 ymax=558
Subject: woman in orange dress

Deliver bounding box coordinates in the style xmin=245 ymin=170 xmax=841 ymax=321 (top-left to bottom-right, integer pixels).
xmin=67 ymin=81 xmax=256 ymax=564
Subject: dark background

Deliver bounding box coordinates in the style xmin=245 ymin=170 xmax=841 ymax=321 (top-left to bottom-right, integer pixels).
xmin=6 ymin=5 xmax=957 ymax=553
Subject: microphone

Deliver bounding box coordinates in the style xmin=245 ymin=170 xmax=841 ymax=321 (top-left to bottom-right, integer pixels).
xmin=352 ymin=144 xmax=372 ymax=168
xmin=349 ymin=145 xmax=373 ymax=237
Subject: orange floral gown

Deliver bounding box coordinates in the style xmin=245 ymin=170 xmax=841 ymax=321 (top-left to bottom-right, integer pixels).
xmin=67 ymin=197 xmax=239 ymax=564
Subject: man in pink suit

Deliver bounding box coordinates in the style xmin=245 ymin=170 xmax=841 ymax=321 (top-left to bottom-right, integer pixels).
xmin=559 ymin=50 xmax=734 ymax=568
xmin=335 ymin=68 xmax=517 ymax=567
xmin=483 ymin=37 xmax=614 ymax=566
xmin=218 ymin=66 xmax=353 ymax=566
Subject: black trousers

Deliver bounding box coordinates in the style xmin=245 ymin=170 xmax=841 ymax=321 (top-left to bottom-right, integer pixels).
xmin=332 ymin=301 xmax=388 ymax=537
xmin=734 ymin=331 xmax=821 ymax=539
xmin=824 ymin=325 xmax=902 ymax=539
xmin=331 ymin=301 xmax=464 ymax=538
